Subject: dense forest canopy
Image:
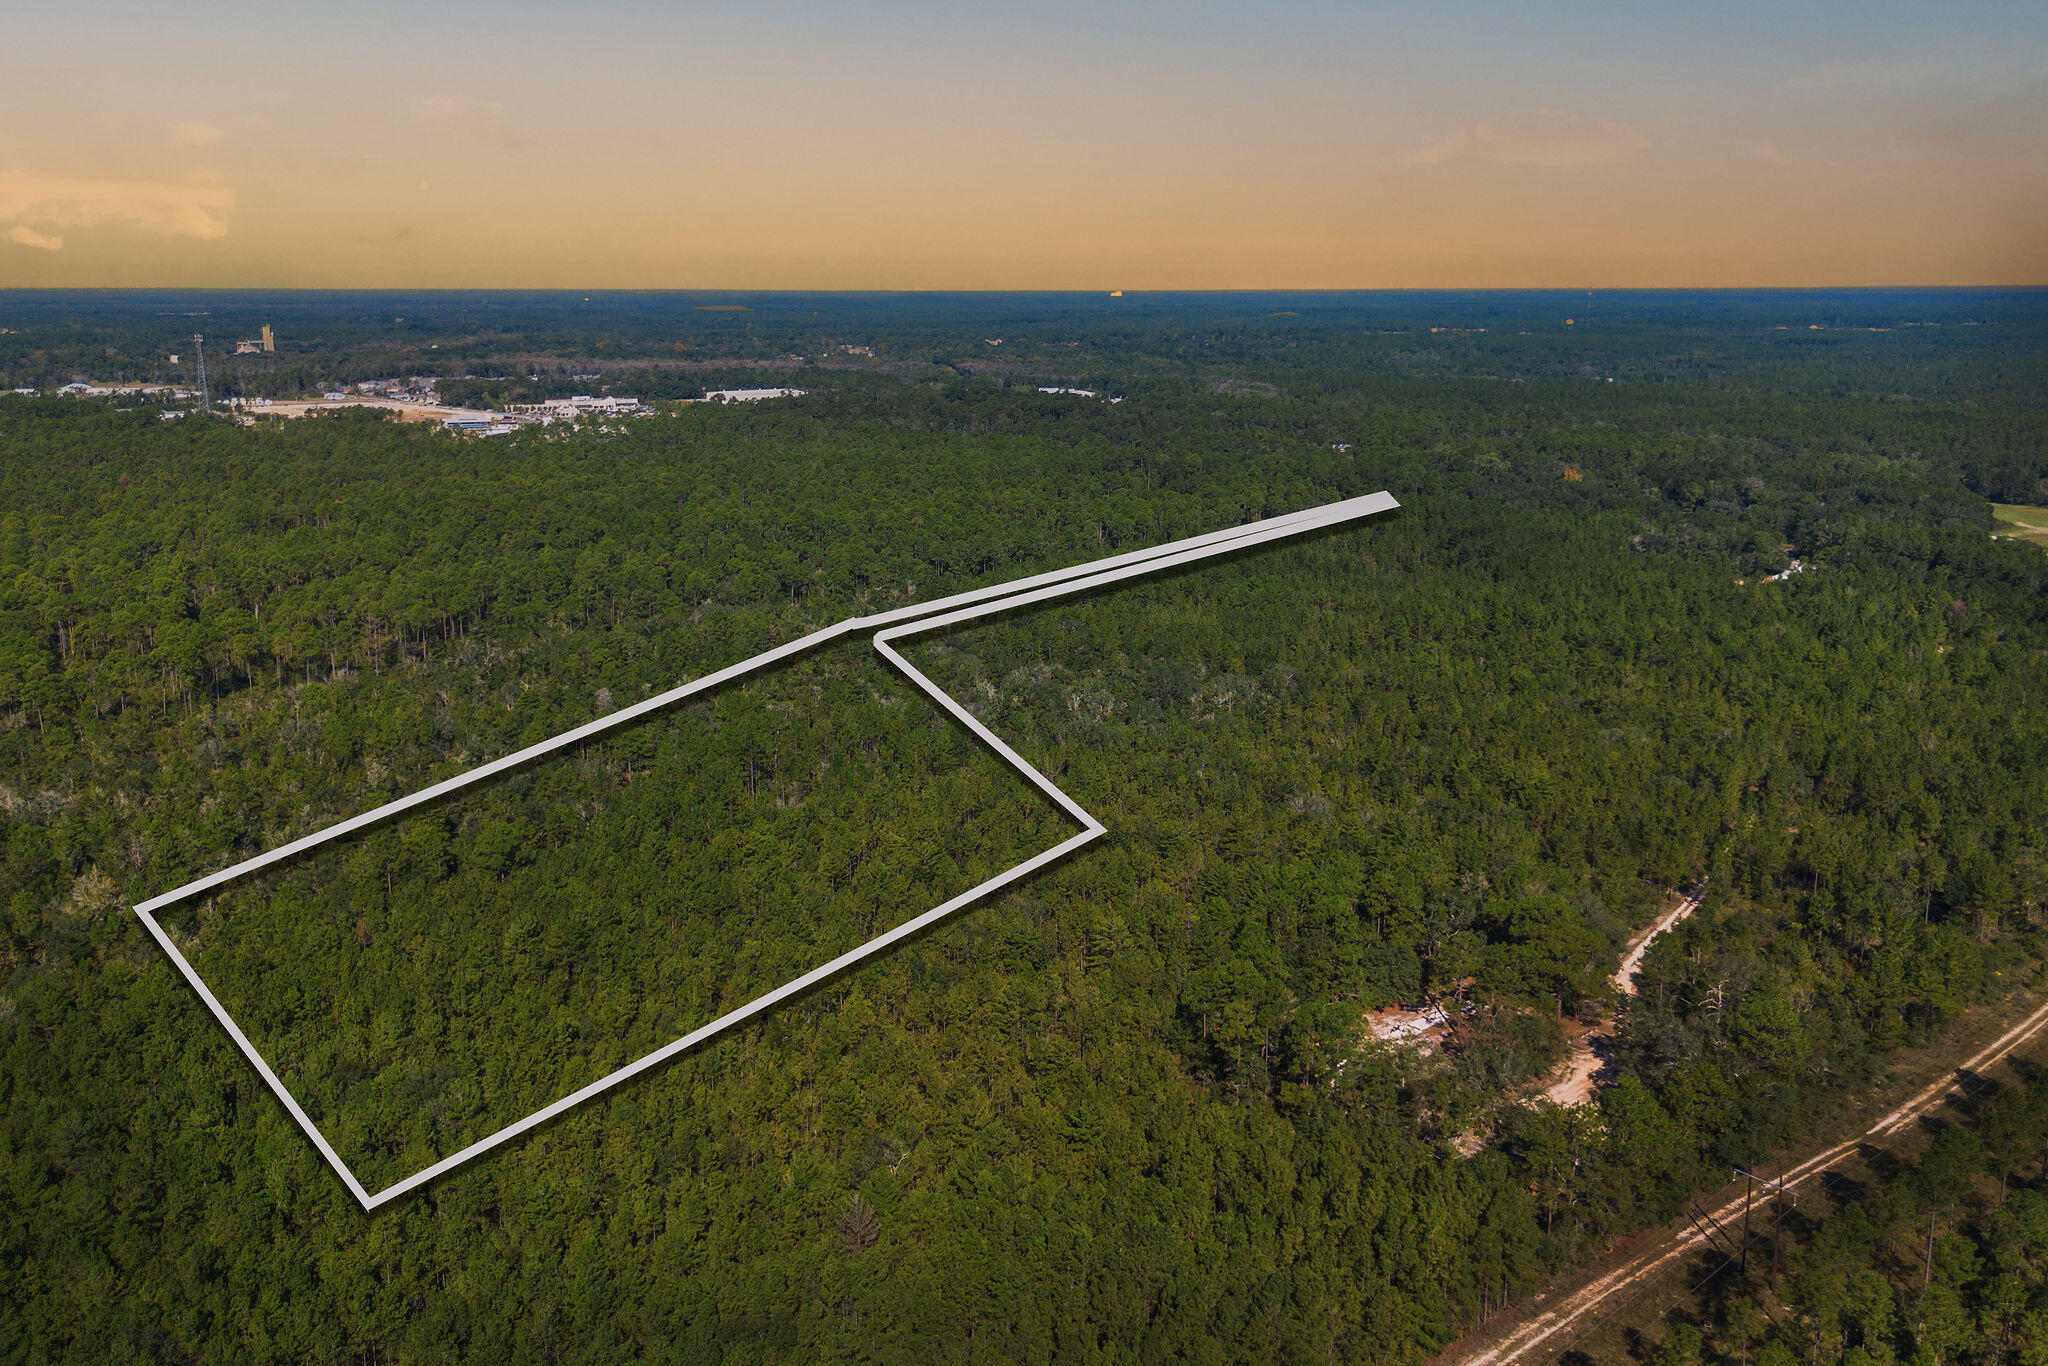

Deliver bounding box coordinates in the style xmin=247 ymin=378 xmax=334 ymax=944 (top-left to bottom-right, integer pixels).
xmin=1621 ymin=1067 xmax=2048 ymax=1366
xmin=2 ymin=290 xmax=2045 ymax=1362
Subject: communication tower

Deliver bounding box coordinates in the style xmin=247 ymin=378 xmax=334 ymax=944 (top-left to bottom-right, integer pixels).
xmin=193 ymin=334 xmax=210 ymax=414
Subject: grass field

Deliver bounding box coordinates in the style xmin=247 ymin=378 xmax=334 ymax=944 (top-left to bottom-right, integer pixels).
xmin=1993 ymin=503 xmax=2048 ymax=547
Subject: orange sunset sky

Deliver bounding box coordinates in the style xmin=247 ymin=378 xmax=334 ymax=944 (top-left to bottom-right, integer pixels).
xmin=3 ymin=1 xmax=2044 ymax=288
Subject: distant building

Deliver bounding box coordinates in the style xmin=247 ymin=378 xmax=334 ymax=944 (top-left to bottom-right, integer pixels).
xmin=442 ymin=416 xmax=522 ymax=437
xmin=509 ymin=394 xmax=648 ymax=418
xmin=261 ymin=324 xmax=274 ymax=352
xmin=234 ymin=325 xmax=276 ymax=355
xmin=57 ymin=380 xmax=186 ymax=399
xmin=702 ymin=388 xmax=805 ymax=403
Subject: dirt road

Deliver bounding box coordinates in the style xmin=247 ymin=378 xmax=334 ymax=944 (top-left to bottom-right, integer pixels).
xmin=1450 ymin=993 xmax=2048 ymax=1365
xmin=1535 ymin=888 xmax=1702 ymax=1106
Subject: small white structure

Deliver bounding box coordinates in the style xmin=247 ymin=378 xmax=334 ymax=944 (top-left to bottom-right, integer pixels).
xmin=1370 ymin=1002 xmax=1453 ymax=1043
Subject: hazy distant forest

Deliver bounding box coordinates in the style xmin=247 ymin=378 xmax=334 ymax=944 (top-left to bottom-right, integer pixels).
xmin=2 ymin=290 xmax=2046 ymax=1363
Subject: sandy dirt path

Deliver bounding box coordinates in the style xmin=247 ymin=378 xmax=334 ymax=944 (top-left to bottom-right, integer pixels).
xmin=1449 ymin=994 xmax=2048 ymax=1365
xmin=1534 ymin=888 xmax=1702 ymax=1106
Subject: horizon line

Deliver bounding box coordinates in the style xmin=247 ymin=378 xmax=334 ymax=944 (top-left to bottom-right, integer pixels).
xmin=4 ymin=283 xmax=2046 ymax=296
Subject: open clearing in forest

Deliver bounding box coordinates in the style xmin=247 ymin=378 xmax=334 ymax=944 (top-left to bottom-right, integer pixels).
xmin=1371 ymin=887 xmax=1703 ymax=1110
xmin=1992 ymin=503 xmax=2048 ymax=547
xmin=1438 ymin=988 xmax=2048 ymax=1366
xmin=1534 ymin=886 xmax=1703 ymax=1107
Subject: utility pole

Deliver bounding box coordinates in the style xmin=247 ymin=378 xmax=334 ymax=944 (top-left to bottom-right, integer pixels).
xmin=1741 ymin=1167 xmax=1753 ymax=1271
xmin=1734 ymin=1167 xmax=1791 ymax=1283
xmin=1772 ymin=1179 xmax=1784 ymax=1288
xmin=193 ymin=334 xmax=210 ymax=413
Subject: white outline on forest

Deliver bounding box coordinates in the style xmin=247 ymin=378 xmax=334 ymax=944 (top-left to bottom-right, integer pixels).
xmin=131 ymin=491 xmax=1401 ymax=1208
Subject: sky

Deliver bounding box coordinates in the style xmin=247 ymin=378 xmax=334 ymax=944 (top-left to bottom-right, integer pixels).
xmin=2 ymin=0 xmax=2044 ymax=288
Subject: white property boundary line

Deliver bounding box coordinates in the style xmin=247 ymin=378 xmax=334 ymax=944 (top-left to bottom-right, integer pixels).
xmin=132 ymin=490 xmax=1400 ymax=1208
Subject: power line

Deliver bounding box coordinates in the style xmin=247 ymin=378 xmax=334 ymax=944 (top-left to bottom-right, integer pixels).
xmin=1529 ymin=1041 xmax=2041 ymax=1365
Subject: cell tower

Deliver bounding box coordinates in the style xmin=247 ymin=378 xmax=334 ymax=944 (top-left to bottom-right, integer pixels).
xmin=193 ymin=334 xmax=210 ymax=414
